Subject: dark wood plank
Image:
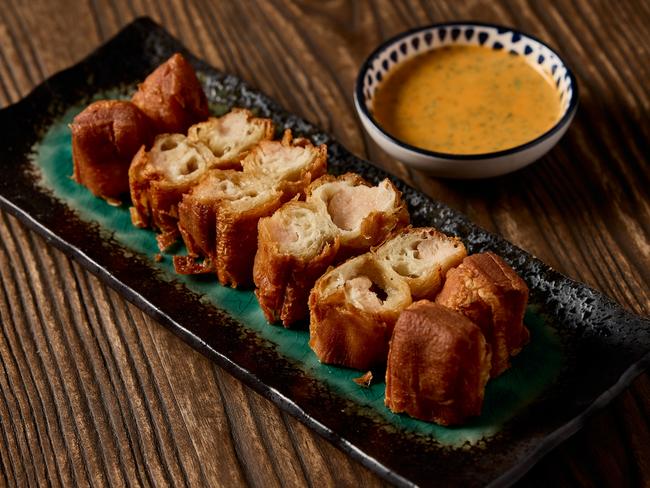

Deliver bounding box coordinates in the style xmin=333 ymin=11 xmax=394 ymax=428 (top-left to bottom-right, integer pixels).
xmin=0 ymin=0 xmax=647 ymax=487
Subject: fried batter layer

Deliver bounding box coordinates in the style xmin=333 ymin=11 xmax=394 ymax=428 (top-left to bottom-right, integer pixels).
xmin=436 ymin=252 xmax=530 ymax=377
xmin=385 ymin=301 xmax=491 ymax=425
xmin=174 ymin=129 xmax=327 ymax=287
xmin=254 ymin=173 xmax=409 ymax=327
xmin=254 ymin=200 xmax=340 ymax=325
xmin=70 ymin=100 xmax=153 ymax=200
xmin=131 ymin=53 xmax=209 ymax=134
xmin=128 ymin=109 xmax=276 ymax=250
xmin=174 ymin=170 xmax=284 ymax=287
xmin=129 ymin=133 xmax=214 ymax=248
xmin=309 ymin=254 xmax=412 ymax=370
xmin=308 ymin=227 xmax=476 ymax=368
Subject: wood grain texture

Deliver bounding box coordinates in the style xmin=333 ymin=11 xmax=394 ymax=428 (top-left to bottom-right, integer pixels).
xmin=0 ymin=0 xmax=647 ymax=486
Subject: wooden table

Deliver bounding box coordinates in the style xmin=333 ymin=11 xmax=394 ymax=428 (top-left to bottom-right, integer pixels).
xmin=0 ymin=1 xmax=648 ymax=486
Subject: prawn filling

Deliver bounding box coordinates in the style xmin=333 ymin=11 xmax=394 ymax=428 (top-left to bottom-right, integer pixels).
xmin=311 ymin=178 xmax=397 ymax=237
xmin=325 ymin=184 xmax=396 ymax=231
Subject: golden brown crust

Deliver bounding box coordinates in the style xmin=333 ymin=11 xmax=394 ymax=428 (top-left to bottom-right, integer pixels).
xmin=435 ymin=252 xmax=530 ymax=377
xmin=174 ymin=170 xmax=284 ymax=287
xmin=213 ymin=195 xmax=285 ymax=287
xmin=174 ymin=169 xmax=242 ymax=267
xmin=128 ymin=145 xmax=153 ymax=228
xmin=175 ymin=131 xmax=328 ymax=287
xmin=131 ymin=53 xmax=209 ymax=134
xmin=176 ymin=187 xmax=216 ymax=259
xmin=70 ymin=100 xmax=153 ymax=199
xmin=374 ymin=226 xmax=467 ymax=299
xmin=254 ymin=174 xmax=410 ymax=327
xmin=128 ymin=109 xmax=277 ymax=250
xmin=308 ymin=254 xmax=412 ymax=370
xmin=128 ymin=134 xmax=214 ymax=248
xmin=172 ymin=255 xmax=214 ymax=274
xmin=254 ymin=200 xmax=340 ymax=325
xmin=353 ymin=371 xmax=373 ymax=387
xmin=385 ymin=301 xmax=491 ymax=425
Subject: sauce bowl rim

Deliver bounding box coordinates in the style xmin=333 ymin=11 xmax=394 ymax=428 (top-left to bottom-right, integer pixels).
xmin=354 ymin=21 xmax=579 ymax=161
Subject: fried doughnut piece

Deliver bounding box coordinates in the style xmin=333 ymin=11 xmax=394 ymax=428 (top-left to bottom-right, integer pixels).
xmin=175 ymin=130 xmax=327 ymax=286
xmin=188 ymin=108 xmax=275 ymax=170
xmin=436 ymin=252 xmax=530 ymax=377
xmin=174 ymin=170 xmax=284 ymax=287
xmin=70 ymin=100 xmax=153 ymax=200
xmin=129 ymin=109 xmax=276 ymax=249
xmin=129 ymin=133 xmax=214 ymax=248
xmin=131 ymin=53 xmax=209 ymax=134
xmin=308 ymin=173 xmax=409 ymax=256
xmin=385 ymin=301 xmax=491 ymax=425
xmin=254 ymin=173 xmax=408 ymax=327
xmin=241 ymin=130 xmax=327 ymax=195
xmin=307 ymin=227 xmax=472 ymax=367
xmin=309 ymin=254 xmax=412 ymax=370
xmin=254 ymin=200 xmax=340 ymax=325
xmin=375 ymin=227 xmax=467 ymax=299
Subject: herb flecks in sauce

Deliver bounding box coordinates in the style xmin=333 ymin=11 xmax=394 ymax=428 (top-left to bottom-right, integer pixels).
xmin=372 ymin=46 xmax=561 ymax=155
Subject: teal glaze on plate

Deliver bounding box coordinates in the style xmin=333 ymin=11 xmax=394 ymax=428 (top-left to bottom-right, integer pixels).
xmin=32 ymin=103 xmax=563 ymax=447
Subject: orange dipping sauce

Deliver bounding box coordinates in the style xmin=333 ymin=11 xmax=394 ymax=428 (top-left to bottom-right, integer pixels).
xmin=372 ymin=45 xmax=561 ymax=154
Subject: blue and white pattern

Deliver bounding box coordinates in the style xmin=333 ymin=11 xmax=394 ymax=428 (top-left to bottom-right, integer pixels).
xmin=360 ymin=23 xmax=575 ymax=117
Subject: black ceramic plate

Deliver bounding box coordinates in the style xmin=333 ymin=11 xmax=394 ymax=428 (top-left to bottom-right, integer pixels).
xmin=0 ymin=18 xmax=648 ymax=488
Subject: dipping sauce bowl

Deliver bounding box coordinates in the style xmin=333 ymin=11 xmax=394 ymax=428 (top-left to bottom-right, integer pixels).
xmin=354 ymin=22 xmax=578 ymax=178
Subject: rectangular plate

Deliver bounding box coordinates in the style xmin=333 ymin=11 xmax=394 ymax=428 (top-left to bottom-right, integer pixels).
xmin=0 ymin=18 xmax=648 ymax=488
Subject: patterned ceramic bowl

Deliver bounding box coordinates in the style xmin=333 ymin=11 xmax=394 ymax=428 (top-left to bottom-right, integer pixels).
xmin=354 ymin=22 xmax=578 ymax=178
